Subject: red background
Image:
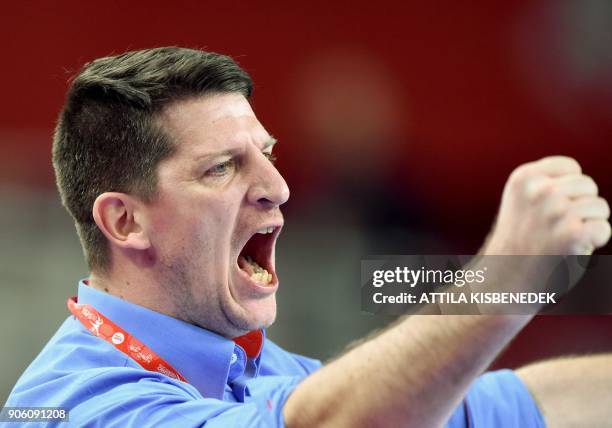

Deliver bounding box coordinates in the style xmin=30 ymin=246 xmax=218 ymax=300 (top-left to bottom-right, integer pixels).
xmin=2 ymin=0 xmax=611 ymax=369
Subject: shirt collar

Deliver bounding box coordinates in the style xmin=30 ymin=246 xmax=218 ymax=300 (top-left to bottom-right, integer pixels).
xmin=76 ymin=280 xmax=263 ymax=399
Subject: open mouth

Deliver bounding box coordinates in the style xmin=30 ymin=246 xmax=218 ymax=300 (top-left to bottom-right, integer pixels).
xmin=237 ymin=226 xmax=280 ymax=287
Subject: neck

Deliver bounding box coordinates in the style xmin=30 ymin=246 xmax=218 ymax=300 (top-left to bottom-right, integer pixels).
xmin=88 ymin=270 xmax=181 ymax=321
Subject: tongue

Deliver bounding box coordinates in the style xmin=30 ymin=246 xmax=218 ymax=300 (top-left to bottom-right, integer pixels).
xmin=238 ymin=255 xmax=255 ymax=275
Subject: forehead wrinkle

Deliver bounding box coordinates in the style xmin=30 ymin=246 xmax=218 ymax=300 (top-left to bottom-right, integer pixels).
xmin=157 ymin=96 xmax=272 ymax=160
xmin=208 ymin=115 xmax=274 ymax=150
xmin=156 ymin=92 xmax=254 ymax=141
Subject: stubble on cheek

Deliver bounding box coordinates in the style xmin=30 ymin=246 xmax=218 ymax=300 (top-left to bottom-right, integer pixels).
xmin=153 ymin=209 xmax=268 ymax=335
xmin=154 ymin=233 xmax=233 ymax=334
xmin=159 ymin=249 xmax=276 ymax=336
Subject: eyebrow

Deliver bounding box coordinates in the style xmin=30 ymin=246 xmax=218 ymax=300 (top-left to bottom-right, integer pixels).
xmin=193 ymin=137 xmax=278 ymax=164
xmin=262 ymin=137 xmax=278 ymax=150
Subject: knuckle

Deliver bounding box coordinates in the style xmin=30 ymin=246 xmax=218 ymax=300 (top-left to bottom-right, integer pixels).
xmin=526 ymin=179 xmax=554 ymax=202
xmin=593 ymin=221 xmax=612 ymax=246
xmin=592 ymin=197 xmax=611 ymax=219
xmin=558 ymin=156 xmax=582 ymax=174
xmin=582 ymin=175 xmax=598 ymax=195
xmin=597 ymin=221 xmax=612 ymax=242
xmin=543 ymin=181 xmax=560 ymax=198
xmin=539 ymin=156 xmax=581 ymax=174
xmin=509 ymin=164 xmax=534 ymax=185
xmin=545 ymin=196 xmax=569 ymax=220
xmin=566 ymin=157 xmax=582 ymax=172
xmin=601 ymin=198 xmax=611 ymax=219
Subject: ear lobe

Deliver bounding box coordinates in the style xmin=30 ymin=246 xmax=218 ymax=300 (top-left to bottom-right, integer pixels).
xmin=92 ymin=192 xmax=151 ymax=251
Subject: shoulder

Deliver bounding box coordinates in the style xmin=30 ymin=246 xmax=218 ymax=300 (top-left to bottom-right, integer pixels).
xmin=6 ymin=317 xmax=200 ymax=408
xmin=451 ymin=369 xmax=546 ymax=428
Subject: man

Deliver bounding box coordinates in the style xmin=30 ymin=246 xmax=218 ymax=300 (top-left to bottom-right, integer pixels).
xmin=5 ymin=47 xmax=611 ymax=427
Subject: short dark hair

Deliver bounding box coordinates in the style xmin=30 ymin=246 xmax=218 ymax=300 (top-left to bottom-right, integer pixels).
xmin=52 ymin=47 xmax=253 ymax=272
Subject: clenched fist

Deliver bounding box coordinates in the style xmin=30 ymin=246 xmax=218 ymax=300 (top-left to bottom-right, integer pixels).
xmin=483 ymin=156 xmax=611 ymax=255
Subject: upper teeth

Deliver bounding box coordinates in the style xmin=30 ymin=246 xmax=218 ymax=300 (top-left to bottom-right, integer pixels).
xmin=257 ymin=227 xmax=274 ymax=234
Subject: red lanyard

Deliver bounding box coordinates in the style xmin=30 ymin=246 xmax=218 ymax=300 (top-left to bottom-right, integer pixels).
xmin=67 ymin=296 xmax=187 ymax=382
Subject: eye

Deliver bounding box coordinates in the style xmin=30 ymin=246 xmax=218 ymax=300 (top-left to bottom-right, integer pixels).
xmin=205 ymin=159 xmax=236 ymax=177
xmin=263 ymin=152 xmax=278 ymax=164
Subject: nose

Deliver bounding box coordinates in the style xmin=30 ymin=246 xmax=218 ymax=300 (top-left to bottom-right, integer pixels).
xmin=247 ymin=153 xmax=290 ymax=209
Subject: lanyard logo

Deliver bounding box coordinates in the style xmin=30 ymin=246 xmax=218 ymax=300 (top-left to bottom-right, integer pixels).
xmin=67 ymin=297 xmax=187 ymax=382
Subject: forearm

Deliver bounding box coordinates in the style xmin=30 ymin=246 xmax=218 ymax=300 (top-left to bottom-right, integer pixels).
xmin=284 ymin=156 xmax=610 ymax=427
xmin=517 ymin=354 xmax=612 ymax=428
xmin=284 ymin=314 xmax=532 ymax=428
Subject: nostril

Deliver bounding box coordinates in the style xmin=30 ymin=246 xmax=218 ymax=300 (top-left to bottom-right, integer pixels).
xmin=257 ymin=197 xmax=276 ymax=208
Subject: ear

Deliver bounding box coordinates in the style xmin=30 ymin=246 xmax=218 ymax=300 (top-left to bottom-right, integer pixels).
xmin=92 ymin=192 xmax=150 ymax=251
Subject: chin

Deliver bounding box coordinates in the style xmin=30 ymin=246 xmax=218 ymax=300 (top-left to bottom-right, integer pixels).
xmin=229 ymin=295 xmax=278 ymax=334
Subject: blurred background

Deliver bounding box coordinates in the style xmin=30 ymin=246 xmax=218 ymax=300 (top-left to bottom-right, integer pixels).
xmin=2 ymin=0 xmax=612 ymax=404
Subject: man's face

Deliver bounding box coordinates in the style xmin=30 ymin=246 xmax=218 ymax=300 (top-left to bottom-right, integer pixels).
xmin=144 ymin=92 xmax=289 ymax=338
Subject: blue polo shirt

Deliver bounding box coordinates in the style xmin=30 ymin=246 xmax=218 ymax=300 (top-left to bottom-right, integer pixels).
xmin=6 ymin=281 xmax=545 ymax=427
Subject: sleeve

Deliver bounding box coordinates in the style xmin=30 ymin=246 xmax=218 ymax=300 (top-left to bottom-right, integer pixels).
xmin=445 ymin=369 xmax=546 ymax=428
xmin=288 ymin=352 xmax=322 ymax=375
xmin=67 ymin=370 xmax=302 ymax=427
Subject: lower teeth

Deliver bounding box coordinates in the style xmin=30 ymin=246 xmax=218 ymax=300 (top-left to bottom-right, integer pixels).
xmin=245 ymin=257 xmax=272 ymax=285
